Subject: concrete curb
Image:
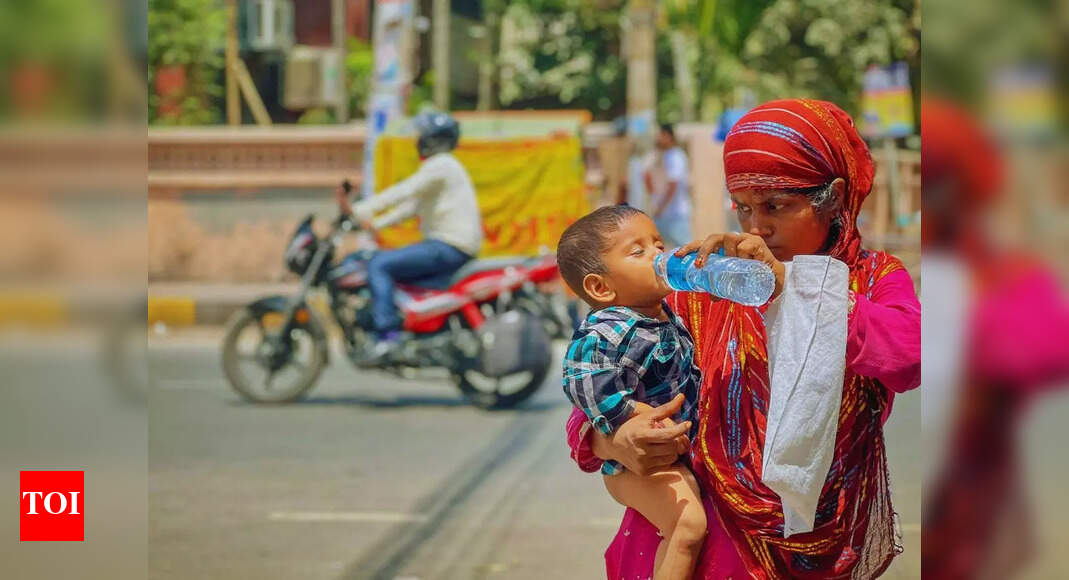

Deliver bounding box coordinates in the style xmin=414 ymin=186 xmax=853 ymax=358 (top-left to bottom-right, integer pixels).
xmin=0 ymin=285 xmax=307 ymax=328
xmin=148 ymin=284 xmax=299 ymax=326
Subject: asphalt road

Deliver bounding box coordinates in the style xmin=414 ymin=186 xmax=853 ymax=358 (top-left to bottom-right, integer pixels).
xmin=148 ymin=328 xmax=923 ymax=580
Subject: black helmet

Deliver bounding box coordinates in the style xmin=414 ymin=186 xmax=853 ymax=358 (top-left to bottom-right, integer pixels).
xmin=412 ymin=111 xmax=460 ymax=157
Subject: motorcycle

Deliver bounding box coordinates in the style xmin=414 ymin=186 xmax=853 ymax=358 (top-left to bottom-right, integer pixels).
xmin=502 ymin=276 xmax=587 ymax=340
xmin=221 ymin=206 xmax=555 ymax=409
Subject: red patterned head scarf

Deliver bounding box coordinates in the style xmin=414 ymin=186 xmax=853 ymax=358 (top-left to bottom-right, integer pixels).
xmin=723 ymin=99 xmax=875 ymax=265
xmin=920 ymin=97 xmax=1004 ymax=208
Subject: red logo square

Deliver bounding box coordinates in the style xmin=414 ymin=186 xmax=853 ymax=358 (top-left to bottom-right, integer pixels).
xmin=19 ymin=471 xmax=84 ymax=542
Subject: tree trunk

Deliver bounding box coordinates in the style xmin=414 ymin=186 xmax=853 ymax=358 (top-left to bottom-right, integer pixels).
xmin=626 ymin=0 xmax=656 ymax=146
xmin=670 ymin=30 xmax=696 ymax=122
xmin=625 ymin=0 xmax=656 ymax=210
xmin=432 ymin=0 xmax=450 ymax=110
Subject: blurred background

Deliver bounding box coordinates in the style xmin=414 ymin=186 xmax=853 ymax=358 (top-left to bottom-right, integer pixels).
xmin=0 ymin=0 xmax=148 ymax=578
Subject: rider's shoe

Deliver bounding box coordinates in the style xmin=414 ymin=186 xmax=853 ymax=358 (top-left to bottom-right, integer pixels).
xmin=355 ymin=331 xmax=401 ymax=367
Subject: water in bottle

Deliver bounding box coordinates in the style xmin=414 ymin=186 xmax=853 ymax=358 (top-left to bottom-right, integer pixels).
xmin=654 ymin=250 xmax=776 ymax=306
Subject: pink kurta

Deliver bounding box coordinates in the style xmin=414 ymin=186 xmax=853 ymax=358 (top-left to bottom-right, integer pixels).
xmin=566 ymin=268 xmax=921 ymax=579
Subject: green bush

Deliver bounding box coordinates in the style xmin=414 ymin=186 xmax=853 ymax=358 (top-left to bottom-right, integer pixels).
xmin=148 ymin=0 xmax=228 ymax=125
xmin=296 ymin=108 xmax=335 ymax=125
xmin=346 ymin=37 xmax=374 ymax=118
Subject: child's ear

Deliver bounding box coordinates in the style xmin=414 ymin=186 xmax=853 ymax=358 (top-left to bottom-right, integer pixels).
xmin=582 ymin=273 xmax=616 ymax=305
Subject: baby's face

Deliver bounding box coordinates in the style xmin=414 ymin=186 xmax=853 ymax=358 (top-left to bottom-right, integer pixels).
xmin=601 ymin=214 xmax=672 ymax=307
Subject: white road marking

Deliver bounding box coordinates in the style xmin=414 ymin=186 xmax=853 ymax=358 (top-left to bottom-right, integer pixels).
xmin=268 ymin=511 xmax=429 ymax=523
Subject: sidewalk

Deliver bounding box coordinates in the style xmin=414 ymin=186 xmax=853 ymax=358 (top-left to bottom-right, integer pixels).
xmin=148 ymin=282 xmax=299 ymax=326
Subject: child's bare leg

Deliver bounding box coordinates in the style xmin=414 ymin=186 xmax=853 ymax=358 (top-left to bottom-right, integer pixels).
xmin=653 ymin=536 xmax=669 ymax=576
xmin=605 ymin=464 xmax=707 ymax=580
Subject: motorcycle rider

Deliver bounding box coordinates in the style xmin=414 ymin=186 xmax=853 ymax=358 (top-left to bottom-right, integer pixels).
xmin=336 ymin=111 xmax=483 ymax=364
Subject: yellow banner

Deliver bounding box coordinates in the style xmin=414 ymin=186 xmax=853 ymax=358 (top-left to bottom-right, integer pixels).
xmin=372 ymin=136 xmax=590 ymax=256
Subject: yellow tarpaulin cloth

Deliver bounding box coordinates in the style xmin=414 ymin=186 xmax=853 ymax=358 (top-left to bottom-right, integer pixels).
xmin=372 ymin=135 xmax=590 ymax=257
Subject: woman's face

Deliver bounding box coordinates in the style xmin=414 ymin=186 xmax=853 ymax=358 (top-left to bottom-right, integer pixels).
xmin=731 ymin=189 xmax=834 ymax=262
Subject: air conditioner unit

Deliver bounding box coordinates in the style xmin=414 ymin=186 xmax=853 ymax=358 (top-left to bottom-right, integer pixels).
xmin=283 ymin=46 xmax=344 ymax=110
xmin=243 ymin=0 xmax=294 ymax=52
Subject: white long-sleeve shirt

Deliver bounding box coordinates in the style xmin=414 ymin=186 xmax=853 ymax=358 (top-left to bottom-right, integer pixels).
xmin=352 ymin=153 xmax=483 ymax=256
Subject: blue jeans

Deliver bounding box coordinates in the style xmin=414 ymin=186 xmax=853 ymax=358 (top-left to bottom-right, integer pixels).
xmin=367 ymin=240 xmax=472 ymax=334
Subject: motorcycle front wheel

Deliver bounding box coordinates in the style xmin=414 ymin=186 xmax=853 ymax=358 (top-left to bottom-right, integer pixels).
xmin=221 ymin=308 xmax=327 ymax=403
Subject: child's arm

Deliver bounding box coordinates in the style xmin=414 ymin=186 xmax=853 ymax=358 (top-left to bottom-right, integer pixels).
xmin=562 ymin=333 xmax=641 ymax=435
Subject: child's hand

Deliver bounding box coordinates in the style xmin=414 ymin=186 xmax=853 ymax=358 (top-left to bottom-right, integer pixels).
xmin=610 ymin=395 xmax=692 ymax=472
xmin=655 ymin=414 xmax=690 ymax=455
xmin=631 ymin=402 xmax=662 ymax=428
xmin=633 ymin=402 xmax=673 ymax=429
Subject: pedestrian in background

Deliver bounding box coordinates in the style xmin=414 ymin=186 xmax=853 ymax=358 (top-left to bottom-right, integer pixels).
xmin=644 ymin=124 xmax=693 ymax=247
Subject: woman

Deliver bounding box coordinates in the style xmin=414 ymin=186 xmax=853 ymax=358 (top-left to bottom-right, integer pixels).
xmin=566 ymin=99 xmax=921 ymax=579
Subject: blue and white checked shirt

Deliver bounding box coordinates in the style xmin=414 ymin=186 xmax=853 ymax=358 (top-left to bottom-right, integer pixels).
xmin=562 ymin=302 xmax=701 ymax=475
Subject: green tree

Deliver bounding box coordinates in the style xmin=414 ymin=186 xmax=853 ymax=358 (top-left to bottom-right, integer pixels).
xmin=148 ymin=0 xmax=227 ymax=125
xmin=495 ymin=0 xmax=628 ymax=119
xmin=738 ymin=0 xmax=917 ymax=116
xmin=658 ymin=0 xmax=775 ymax=122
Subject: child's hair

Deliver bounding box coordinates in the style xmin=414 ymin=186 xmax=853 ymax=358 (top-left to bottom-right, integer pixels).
xmin=557 ymin=205 xmax=645 ymax=304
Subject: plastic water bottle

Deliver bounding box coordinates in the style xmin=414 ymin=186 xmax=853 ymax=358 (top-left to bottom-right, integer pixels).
xmin=654 ymin=249 xmax=775 ymax=306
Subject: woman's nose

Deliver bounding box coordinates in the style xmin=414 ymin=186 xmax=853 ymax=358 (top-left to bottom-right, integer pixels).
xmin=748 ymin=221 xmax=773 ymax=238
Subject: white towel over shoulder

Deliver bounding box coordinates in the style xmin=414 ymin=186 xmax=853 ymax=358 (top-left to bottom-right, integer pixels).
xmin=762 ymin=255 xmax=849 ymax=538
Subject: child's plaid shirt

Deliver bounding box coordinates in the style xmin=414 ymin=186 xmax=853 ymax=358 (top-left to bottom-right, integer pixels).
xmin=562 ymin=302 xmax=701 ymax=475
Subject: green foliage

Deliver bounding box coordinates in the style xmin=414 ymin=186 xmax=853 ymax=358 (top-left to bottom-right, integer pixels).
xmin=495 ymin=0 xmax=627 ymax=119
xmin=296 ymin=108 xmax=335 ymax=125
xmin=489 ymin=0 xmax=914 ymax=122
xmin=923 ymin=0 xmax=1050 ymax=106
xmin=0 ymin=0 xmax=109 ymax=121
xmin=140 ymin=0 xmax=917 ymax=125
xmin=737 ymin=0 xmax=917 ymax=115
xmin=663 ymin=0 xmax=773 ymax=54
xmin=148 ymin=0 xmax=227 ymax=125
xmin=407 ymin=71 xmax=435 ymax=116
xmin=346 ymin=37 xmax=374 ymax=118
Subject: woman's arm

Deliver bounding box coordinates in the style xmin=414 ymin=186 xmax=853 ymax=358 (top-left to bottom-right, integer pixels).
xmin=847 ymin=268 xmax=921 ymax=393
xmin=565 ymin=395 xmax=691 ymax=476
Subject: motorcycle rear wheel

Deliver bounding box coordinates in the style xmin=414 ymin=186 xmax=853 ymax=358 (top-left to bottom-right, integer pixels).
xmin=452 ymin=362 xmax=551 ymax=410
xmin=450 ymin=312 xmax=554 ymax=410
xmin=221 ymin=308 xmax=326 ymax=403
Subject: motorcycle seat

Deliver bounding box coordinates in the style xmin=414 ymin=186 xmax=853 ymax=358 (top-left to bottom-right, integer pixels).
xmin=411 ymin=256 xmax=533 ymax=290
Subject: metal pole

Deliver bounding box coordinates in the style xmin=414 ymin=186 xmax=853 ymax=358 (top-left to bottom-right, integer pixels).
xmin=226 ymin=0 xmax=240 ymax=125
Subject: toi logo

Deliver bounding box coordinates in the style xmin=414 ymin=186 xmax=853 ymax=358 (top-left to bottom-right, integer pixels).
xmin=19 ymin=471 xmax=84 ymax=542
